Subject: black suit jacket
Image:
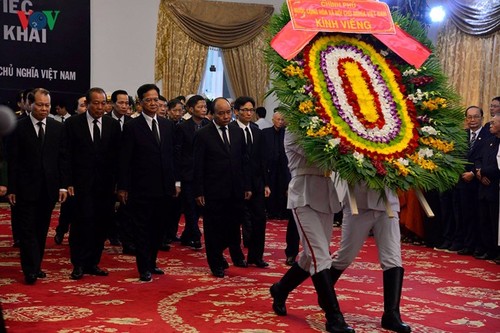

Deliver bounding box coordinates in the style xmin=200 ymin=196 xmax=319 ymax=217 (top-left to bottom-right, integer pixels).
xmin=262 ymin=126 xmax=291 ymax=184
xmin=7 ymin=117 xmax=67 ymax=202
xmin=193 ymin=122 xmax=250 ymax=200
xmin=477 ymin=136 xmax=500 ymax=202
xmin=118 ymin=115 xmax=178 ymax=199
xmin=64 ymin=112 xmax=121 ymax=195
xmin=229 ymin=121 xmax=269 ymax=193
xmin=468 ymin=126 xmax=493 ymax=172
xmin=175 ymin=117 xmax=209 ymax=182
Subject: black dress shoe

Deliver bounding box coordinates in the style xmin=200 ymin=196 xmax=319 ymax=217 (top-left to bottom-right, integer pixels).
xmin=54 ymin=233 xmax=64 ymax=245
xmin=159 ymin=243 xmax=171 ymax=251
xmin=139 ymin=271 xmax=152 ymax=282
xmin=37 ymin=271 xmax=47 ymax=278
xmin=474 ymin=252 xmax=494 ymax=260
xmin=181 ymin=240 xmax=202 ymax=249
xmin=248 ymin=259 xmax=269 ymax=268
xmin=211 ymin=268 xmax=225 ymax=278
xmin=233 ymin=260 xmax=248 ymax=268
xmin=285 ymin=256 xmax=296 ymax=266
xmin=25 ymin=274 xmax=37 ymax=285
xmin=151 ymin=267 xmax=164 ymax=275
xmin=70 ymin=267 xmax=84 ymax=280
xmin=84 ymin=266 xmax=109 ymax=276
xmin=458 ymin=248 xmax=473 ymax=255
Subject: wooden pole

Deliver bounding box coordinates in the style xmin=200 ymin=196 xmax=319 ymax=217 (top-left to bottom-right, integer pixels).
xmin=415 ymin=189 xmax=435 ymax=218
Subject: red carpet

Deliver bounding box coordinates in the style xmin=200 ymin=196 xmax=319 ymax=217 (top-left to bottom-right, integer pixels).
xmin=0 ymin=206 xmax=499 ymax=332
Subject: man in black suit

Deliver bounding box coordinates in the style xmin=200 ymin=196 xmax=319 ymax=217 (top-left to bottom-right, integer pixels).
xmin=449 ymin=106 xmax=493 ymax=255
xmin=262 ymin=111 xmax=289 ymax=219
xmin=10 ymin=88 xmax=33 ymax=249
xmin=64 ymin=87 xmax=121 ymax=280
xmin=193 ymin=97 xmax=252 ymax=278
xmin=6 ymin=88 xmax=68 ymax=284
xmin=475 ymin=114 xmax=500 ymax=260
xmin=105 ymin=90 xmax=133 ymax=248
xmin=117 ymin=84 xmax=180 ymax=282
xmin=176 ymin=95 xmax=209 ymax=250
xmin=229 ymin=96 xmax=270 ymax=268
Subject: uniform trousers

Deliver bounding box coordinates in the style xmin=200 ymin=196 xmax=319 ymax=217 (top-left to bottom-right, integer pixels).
xmin=292 ymin=205 xmax=335 ymax=275
xmin=332 ymin=206 xmax=402 ymax=271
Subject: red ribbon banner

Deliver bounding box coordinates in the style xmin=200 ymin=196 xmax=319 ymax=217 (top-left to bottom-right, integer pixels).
xmin=271 ymin=0 xmax=431 ymax=68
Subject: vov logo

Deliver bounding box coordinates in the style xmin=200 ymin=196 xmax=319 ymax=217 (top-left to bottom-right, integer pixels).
xmin=2 ymin=0 xmax=61 ymax=43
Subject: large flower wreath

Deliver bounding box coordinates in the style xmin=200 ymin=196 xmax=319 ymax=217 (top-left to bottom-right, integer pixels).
xmin=265 ymin=5 xmax=467 ymax=193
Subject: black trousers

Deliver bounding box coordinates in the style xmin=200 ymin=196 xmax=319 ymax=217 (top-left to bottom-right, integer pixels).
xmin=179 ymin=182 xmax=201 ymax=243
xmin=128 ymin=196 xmax=171 ymax=274
xmin=246 ymin=192 xmax=267 ymax=262
xmin=69 ymin=191 xmax=115 ymax=269
xmin=203 ymin=198 xmax=244 ymax=271
xmin=17 ymin=196 xmax=55 ymax=276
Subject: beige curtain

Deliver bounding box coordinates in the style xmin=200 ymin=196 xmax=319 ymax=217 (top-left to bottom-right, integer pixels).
xmin=155 ymin=0 xmax=208 ymax=99
xmin=155 ymin=0 xmax=273 ymax=102
xmin=223 ymin=31 xmax=269 ymax=107
xmin=437 ymin=22 xmax=500 ymax=122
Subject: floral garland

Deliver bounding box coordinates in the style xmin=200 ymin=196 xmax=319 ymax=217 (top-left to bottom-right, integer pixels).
xmin=265 ymin=6 xmax=467 ymax=192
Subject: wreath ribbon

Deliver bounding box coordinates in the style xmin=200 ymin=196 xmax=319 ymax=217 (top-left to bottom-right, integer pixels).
xmin=271 ymin=20 xmax=431 ymax=68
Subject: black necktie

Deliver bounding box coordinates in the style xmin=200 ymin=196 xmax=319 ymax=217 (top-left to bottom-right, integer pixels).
xmin=152 ymin=119 xmax=160 ymax=145
xmin=221 ymin=126 xmax=230 ymax=151
xmin=61 ymin=116 xmax=65 ymax=123
xmin=37 ymin=121 xmax=44 ymax=146
xmin=470 ymin=131 xmax=477 ymax=150
xmin=93 ymin=119 xmax=101 ymax=146
xmin=245 ymin=127 xmax=252 ymax=153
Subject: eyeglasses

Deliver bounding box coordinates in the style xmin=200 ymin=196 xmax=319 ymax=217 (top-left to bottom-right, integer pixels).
xmin=142 ymin=98 xmax=159 ymax=104
xmin=239 ymin=108 xmax=255 ymax=112
xmin=466 ymin=115 xmax=481 ymax=120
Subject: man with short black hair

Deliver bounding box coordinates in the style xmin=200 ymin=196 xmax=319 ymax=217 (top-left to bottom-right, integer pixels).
xmin=64 ymin=87 xmax=121 ymax=280
xmin=193 ymin=97 xmax=252 ymax=277
xmin=7 ymin=88 xmax=68 ymax=284
xmin=118 ymin=83 xmax=180 ymax=282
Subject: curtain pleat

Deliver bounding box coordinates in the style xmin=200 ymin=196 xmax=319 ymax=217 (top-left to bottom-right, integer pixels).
xmin=155 ymin=0 xmax=273 ymax=101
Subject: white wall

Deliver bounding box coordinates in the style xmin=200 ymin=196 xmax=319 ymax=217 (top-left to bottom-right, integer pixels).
xmin=91 ymin=0 xmax=161 ymax=97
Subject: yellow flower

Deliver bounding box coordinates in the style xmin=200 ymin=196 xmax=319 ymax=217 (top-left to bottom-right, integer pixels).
xmin=420 ymin=137 xmax=454 ymax=153
xmin=422 ymin=97 xmax=447 ymax=111
xmin=391 ymin=160 xmax=410 ymax=176
xmin=408 ymin=153 xmax=438 ymax=171
xmin=283 ymin=64 xmax=305 ymax=78
xmin=299 ymin=100 xmax=314 ymax=114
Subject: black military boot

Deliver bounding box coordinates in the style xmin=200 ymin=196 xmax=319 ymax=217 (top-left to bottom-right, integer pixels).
xmin=312 ymin=269 xmax=355 ymax=333
xmin=270 ymin=263 xmax=310 ymax=316
xmin=381 ymin=267 xmax=412 ymax=333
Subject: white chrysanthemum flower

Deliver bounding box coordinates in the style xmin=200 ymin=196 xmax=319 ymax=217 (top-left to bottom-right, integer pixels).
xmin=397 ymin=157 xmax=409 ymax=166
xmin=421 ymin=126 xmax=438 ymax=136
xmin=353 ymin=151 xmax=364 ymax=162
xmin=418 ymin=148 xmax=434 ymax=158
xmin=402 ymin=69 xmax=418 ymax=76
xmin=328 ymin=138 xmax=341 ymax=147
